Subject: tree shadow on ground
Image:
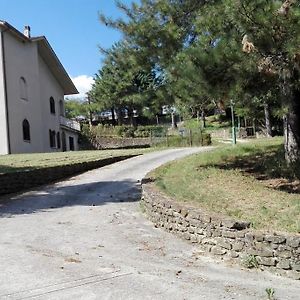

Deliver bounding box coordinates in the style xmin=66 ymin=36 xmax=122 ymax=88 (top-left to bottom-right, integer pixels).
xmin=200 ymin=144 xmax=300 ymax=194
xmin=0 ymin=179 xmax=142 ymax=217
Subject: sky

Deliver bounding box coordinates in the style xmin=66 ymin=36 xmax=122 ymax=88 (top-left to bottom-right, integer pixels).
xmin=0 ymin=0 xmax=136 ymax=98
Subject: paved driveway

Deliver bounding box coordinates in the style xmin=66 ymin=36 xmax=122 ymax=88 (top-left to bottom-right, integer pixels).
xmin=0 ymin=148 xmax=299 ymax=300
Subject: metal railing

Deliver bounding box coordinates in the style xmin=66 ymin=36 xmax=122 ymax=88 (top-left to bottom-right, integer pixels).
xmin=60 ymin=116 xmax=81 ymax=131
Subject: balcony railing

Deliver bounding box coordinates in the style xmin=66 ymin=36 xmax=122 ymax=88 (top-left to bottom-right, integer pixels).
xmin=60 ymin=116 xmax=81 ymax=131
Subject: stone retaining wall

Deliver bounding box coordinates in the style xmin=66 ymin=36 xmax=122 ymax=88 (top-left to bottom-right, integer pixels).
xmin=0 ymin=155 xmax=136 ymax=196
xmin=141 ymin=182 xmax=300 ymax=280
xmin=90 ymin=137 xmax=151 ymax=150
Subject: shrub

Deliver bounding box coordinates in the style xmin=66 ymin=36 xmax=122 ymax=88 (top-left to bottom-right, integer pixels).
xmin=202 ymin=132 xmax=212 ymax=146
xmin=134 ymin=125 xmax=166 ymax=137
xmin=115 ymin=126 xmax=135 ymax=138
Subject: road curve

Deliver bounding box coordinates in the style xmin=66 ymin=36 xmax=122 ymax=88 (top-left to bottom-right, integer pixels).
xmin=0 ymin=148 xmax=299 ymax=300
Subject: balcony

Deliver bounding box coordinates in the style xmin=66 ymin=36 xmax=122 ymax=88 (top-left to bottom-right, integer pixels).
xmin=60 ymin=116 xmax=81 ymax=132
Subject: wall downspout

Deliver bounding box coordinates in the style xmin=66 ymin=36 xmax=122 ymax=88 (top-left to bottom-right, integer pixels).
xmin=1 ymin=30 xmax=11 ymax=154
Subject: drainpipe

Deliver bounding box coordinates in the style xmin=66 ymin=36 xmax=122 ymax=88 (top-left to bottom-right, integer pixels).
xmin=1 ymin=29 xmax=11 ymax=154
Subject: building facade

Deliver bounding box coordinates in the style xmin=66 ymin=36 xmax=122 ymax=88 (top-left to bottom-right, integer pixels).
xmin=0 ymin=21 xmax=80 ymax=155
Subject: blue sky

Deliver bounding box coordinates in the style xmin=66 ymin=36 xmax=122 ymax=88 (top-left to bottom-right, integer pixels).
xmin=0 ymin=0 xmax=136 ymax=97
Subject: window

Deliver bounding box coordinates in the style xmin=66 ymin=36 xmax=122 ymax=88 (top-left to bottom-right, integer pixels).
xmin=22 ymin=119 xmax=30 ymax=141
xmin=20 ymin=77 xmax=28 ymax=100
xmin=50 ymin=97 xmax=55 ymax=114
xmin=49 ymin=130 xmax=56 ymax=148
xmin=56 ymin=132 xmax=61 ymax=149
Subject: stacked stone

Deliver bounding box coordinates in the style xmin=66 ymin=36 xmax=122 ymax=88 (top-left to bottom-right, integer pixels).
xmin=141 ymin=183 xmax=300 ymax=280
xmin=92 ymin=137 xmax=151 ymax=150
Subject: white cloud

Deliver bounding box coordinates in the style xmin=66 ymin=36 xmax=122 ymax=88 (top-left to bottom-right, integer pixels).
xmin=67 ymin=75 xmax=94 ymax=100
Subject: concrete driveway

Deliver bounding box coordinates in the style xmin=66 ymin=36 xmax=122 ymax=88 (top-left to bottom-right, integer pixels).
xmin=0 ymin=148 xmax=299 ymax=300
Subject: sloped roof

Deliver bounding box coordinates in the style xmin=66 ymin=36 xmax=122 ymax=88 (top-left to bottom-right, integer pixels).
xmin=0 ymin=21 xmax=78 ymax=95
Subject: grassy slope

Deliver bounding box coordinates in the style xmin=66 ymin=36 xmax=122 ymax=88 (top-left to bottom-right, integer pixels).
xmin=151 ymin=138 xmax=300 ymax=233
xmin=0 ymin=149 xmax=150 ymax=174
xmin=184 ymin=115 xmax=231 ymax=132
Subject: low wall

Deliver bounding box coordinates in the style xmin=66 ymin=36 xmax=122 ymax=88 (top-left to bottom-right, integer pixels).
xmin=0 ymin=155 xmax=136 ymax=196
xmin=141 ymin=182 xmax=300 ymax=280
xmin=91 ymin=137 xmax=151 ymax=150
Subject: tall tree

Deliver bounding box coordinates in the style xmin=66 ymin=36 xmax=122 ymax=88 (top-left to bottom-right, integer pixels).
xmin=217 ymin=0 xmax=300 ymax=163
xmin=90 ymin=41 xmax=162 ymax=125
xmin=98 ymin=0 xmax=300 ymax=163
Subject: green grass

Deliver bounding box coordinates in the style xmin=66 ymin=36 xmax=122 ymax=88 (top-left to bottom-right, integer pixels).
xmin=0 ymin=149 xmax=151 ymax=174
xmin=150 ymin=137 xmax=300 ymax=233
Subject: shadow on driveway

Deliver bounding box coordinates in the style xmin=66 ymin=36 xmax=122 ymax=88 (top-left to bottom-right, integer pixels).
xmin=0 ymin=179 xmax=142 ymax=217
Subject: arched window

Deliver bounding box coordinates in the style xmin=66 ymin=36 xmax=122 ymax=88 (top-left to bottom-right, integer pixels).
xmin=57 ymin=132 xmax=61 ymax=149
xmin=22 ymin=119 xmax=30 ymax=141
xmin=50 ymin=97 xmax=55 ymax=114
xmin=20 ymin=77 xmax=28 ymax=100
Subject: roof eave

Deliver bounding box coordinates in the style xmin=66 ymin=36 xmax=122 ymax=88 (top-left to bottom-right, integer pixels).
xmin=0 ymin=20 xmax=30 ymax=42
xmin=32 ymin=37 xmax=78 ymax=95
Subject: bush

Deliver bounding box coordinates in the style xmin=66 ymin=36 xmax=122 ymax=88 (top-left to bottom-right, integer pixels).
xmin=115 ymin=126 xmax=135 ymax=138
xmin=134 ymin=125 xmax=166 ymax=137
xmin=202 ymin=132 xmax=212 ymax=146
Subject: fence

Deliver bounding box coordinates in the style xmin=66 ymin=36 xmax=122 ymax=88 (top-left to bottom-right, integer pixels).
xmin=150 ymin=128 xmax=211 ymax=147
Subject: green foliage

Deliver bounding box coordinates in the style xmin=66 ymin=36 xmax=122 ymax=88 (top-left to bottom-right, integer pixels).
xmin=64 ymin=99 xmax=87 ymax=119
xmin=115 ymin=126 xmax=135 ymax=138
xmin=64 ymin=98 xmax=100 ymax=121
xmin=97 ymin=0 xmax=300 ymax=161
xmin=90 ymin=41 xmax=165 ymax=125
xmin=242 ymin=255 xmax=259 ymax=269
xmin=265 ymin=288 xmax=275 ymax=300
xmin=134 ymin=125 xmax=166 ymax=137
xmin=184 ymin=116 xmax=231 ymax=131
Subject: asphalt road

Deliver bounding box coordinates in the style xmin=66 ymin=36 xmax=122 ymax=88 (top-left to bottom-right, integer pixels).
xmin=0 ymin=148 xmax=299 ymax=300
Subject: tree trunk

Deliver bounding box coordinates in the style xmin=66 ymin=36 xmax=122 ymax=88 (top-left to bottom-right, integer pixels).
xmin=111 ymin=107 xmax=116 ymax=126
xmin=88 ymin=111 xmax=92 ymax=129
xmin=284 ymin=89 xmax=300 ymax=164
xmin=156 ymin=114 xmax=160 ymax=125
xmin=171 ymin=112 xmax=177 ymax=129
xmin=263 ymin=103 xmax=272 ymax=137
xmin=127 ymin=107 xmax=136 ymax=127
xmin=116 ymin=107 xmax=123 ymax=125
xmin=196 ymin=110 xmax=200 ymax=123
xmin=201 ymin=110 xmax=206 ymax=129
xmin=281 ymin=68 xmax=300 ymax=164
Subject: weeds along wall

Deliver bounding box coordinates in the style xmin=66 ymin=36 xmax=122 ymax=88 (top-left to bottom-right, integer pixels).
xmin=141 ymin=182 xmax=300 ymax=281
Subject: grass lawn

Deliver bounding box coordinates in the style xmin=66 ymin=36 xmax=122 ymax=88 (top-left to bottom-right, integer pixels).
xmin=150 ymin=137 xmax=300 ymax=233
xmin=0 ymin=149 xmax=150 ymax=174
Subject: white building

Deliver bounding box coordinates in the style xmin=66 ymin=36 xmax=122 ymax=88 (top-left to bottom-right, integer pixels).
xmin=0 ymin=21 xmax=80 ymax=155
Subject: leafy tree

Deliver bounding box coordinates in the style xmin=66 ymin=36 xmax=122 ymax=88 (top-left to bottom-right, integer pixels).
xmin=200 ymin=0 xmax=300 ymax=163
xmin=64 ymin=99 xmax=87 ymax=119
xmin=90 ymin=41 xmax=164 ymax=125
xmin=98 ymin=0 xmax=300 ymax=163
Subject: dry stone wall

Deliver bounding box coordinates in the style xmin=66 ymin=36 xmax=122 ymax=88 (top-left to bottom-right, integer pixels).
xmin=141 ymin=182 xmax=300 ymax=280
xmin=90 ymin=137 xmax=151 ymax=150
